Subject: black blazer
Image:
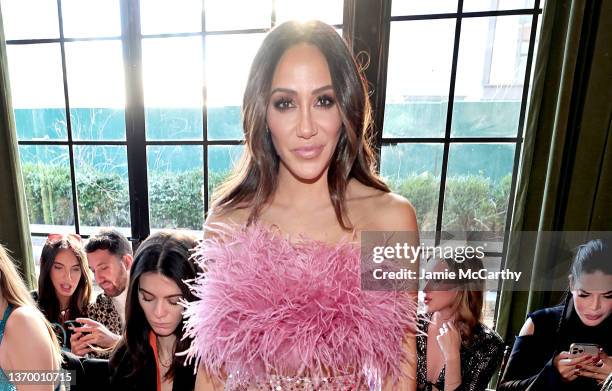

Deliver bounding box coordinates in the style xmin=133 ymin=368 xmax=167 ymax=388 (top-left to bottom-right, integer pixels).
xmin=109 ymin=344 xmax=196 ymax=391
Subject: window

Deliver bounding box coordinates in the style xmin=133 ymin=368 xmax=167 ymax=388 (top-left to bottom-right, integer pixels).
xmin=3 ymin=0 xmax=542 ymax=327
xmin=380 ymin=0 xmax=543 ymax=327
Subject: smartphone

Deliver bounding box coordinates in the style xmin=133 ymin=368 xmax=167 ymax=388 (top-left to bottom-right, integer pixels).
xmin=570 ymin=343 xmax=600 ymax=356
xmin=64 ymin=320 xmax=89 ymax=334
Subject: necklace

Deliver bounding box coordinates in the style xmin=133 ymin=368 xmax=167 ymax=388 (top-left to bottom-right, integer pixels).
xmin=159 ymin=356 xmax=172 ymax=367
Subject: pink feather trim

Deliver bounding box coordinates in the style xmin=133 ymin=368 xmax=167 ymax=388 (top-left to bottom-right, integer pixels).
xmin=181 ymin=223 xmax=416 ymax=384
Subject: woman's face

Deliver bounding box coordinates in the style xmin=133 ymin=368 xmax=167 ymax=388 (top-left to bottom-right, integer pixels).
xmin=50 ymin=249 xmax=82 ymax=302
xmin=138 ymin=272 xmax=184 ymax=337
xmin=420 ymin=260 xmax=459 ymax=314
xmin=571 ymin=271 xmax=612 ymax=327
xmin=266 ymin=43 xmax=343 ymax=182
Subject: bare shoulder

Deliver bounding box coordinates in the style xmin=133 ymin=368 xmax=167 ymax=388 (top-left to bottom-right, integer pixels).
xmin=519 ymin=317 xmax=535 ymax=336
xmin=347 ymin=180 xmax=418 ymax=232
xmin=5 ymin=305 xmax=48 ymax=340
xmin=204 ymin=205 xmax=251 ymax=239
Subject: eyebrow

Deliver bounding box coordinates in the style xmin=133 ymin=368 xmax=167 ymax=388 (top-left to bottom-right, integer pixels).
xmin=139 ymin=288 xmax=182 ymax=299
xmin=270 ymin=85 xmax=334 ymax=96
xmin=579 ymin=289 xmax=612 ymax=294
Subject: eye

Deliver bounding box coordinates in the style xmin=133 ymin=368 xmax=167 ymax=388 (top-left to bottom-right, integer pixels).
xmin=273 ymin=97 xmax=294 ymax=111
xmin=141 ymin=294 xmax=154 ymax=302
xmin=168 ymin=298 xmax=182 ymax=306
xmin=53 ymin=263 xmax=63 ymax=269
xmin=316 ymin=94 xmax=335 ymax=108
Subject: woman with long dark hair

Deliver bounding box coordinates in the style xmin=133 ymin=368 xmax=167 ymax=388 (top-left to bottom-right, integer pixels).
xmin=183 ymin=19 xmax=419 ymax=391
xmin=109 ymin=231 xmax=199 ymax=391
xmin=35 ymin=234 xmax=93 ymax=349
xmin=498 ymin=239 xmax=612 ymax=390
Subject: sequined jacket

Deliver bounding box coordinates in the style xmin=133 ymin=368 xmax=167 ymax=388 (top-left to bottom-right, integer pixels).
xmin=417 ymin=314 xmax=505 ymax=391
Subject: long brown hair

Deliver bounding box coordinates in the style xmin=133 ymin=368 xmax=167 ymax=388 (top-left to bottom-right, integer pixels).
xmin=444 ymin=256 xmax=485 ymax=345
xmin=38 ymin=236 xmax=92 ymax=323
xmin=212 ymin=20 xmax=389 ymax=229
xmin=0 ymin=243 xmax=62 ymax=365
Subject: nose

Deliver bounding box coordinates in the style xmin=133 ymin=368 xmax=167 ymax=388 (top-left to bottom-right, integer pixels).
xmin=154 ymin=300 xmax=167 ymax=318
xmin=296 ymin=106 xmax=317 ymax=139
xmin=590 ymin=295 xmax=602 ymax=311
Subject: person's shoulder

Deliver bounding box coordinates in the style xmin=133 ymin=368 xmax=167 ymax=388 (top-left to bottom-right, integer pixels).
xmin=528 ymin=305 xmax=563 ymax=327
xmin=5 ymin=305 xmax=48 ymax=339
xmin=348 ymin=181 xmax=418 ymax=231
xmin=475 ymin=322 xmax=504 ymax=347
xmin=204 ymin=205 xmax=252 ymax=239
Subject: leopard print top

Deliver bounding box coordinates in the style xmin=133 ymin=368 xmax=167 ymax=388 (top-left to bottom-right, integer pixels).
xmin=87 ymin=293 xmax=123 ymax=358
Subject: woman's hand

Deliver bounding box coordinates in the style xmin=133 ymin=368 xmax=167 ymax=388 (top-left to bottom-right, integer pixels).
xmin=553 ymin=351 xmax=595 ymax=382
xmin=578 ymin=351 xmax=612 ymax=383
xmin=436 ymin=321 xmax=461 ymax=362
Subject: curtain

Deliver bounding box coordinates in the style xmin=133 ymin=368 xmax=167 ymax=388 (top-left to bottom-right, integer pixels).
xmin=496 ymin=0 xmax=612 ymax=341
xmin=0 ymin=8 xmax=36 ymax=288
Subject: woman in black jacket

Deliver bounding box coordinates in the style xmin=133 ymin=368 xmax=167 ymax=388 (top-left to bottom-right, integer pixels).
xmin=498 ymin=239 xmax=612 ymax=391
xmin=109 ymin=231 xmax=200 ymax=391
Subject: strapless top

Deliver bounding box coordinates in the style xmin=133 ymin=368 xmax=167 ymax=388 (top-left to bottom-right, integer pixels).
xmin=182 ymin=223 xmax=416 ymax=389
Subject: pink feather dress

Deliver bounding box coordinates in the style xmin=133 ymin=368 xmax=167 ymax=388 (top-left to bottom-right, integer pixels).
xmin=182 ymin=223 xmax=416 ymax=390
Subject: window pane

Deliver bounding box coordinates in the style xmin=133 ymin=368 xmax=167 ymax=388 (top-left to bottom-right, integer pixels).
xmin=384 ymin=20 xmax=455 ymax=138
xmin=73 ymin=146 xmax=130 ymax=234
xmin=391 ymin=0 xmax=457 ymax=16
xmin=140 ymin=0 xmax=202 ymax=35
xmin=6 ymin=44 xmax=67 ymax=140
xmin=442 ymin=143 xmax=514 ymax=233
xmin=463 ymin=0 xmax=535 ymax=12
xmin=205 ymin=0 xmax=271 ymax=31
xmin=61 ymin=0 xmax=121 ymax=38
xmin=1 ymin=0 xmax=59 ymax=40
xmin=19 ymin=145 xmax=74 ymax=231
xmin=380 ymin=144 xmax=444 ymax=231
xmin=64 ymin=41 xmax=126 ymax=140
xmin=452 ymin=16 xmax=533 ymax=137
xmin=147 ymin=146 xmax=204 ymax=230
xmin=206 ymin=34 xmax=265 ymax=140
xmin=208 ymin=145 xmax=244 ymax=203
xmin=275 ymin=0 xmax=343 ymax=25
xmin=143 ymin=37 xmax=203 ymax=140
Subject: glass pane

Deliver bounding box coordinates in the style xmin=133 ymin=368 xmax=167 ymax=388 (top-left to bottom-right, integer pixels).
xmin=61 ymin=0 xmax=121 ymax=38
xmin=143 ymin=37 xmax=203 ymax=140
xmin=208 ymin=145 xmax=244 ymax=203
xmin=73 ymin=146 xmax=130 ymax=234
xmin=275 ymin=0 xmax=343 ymax=25
xmin=6 ymin=44 xmax=67 ymax=140
xmin=1 ymin=0 xmax=59 ymax=40
xmin=384 ymin=20 xmax=455 ymax=138
xmin=380 ymin=144 xmax=444 ymax=231
xmin=452 ymin=16 xmax=533 ymax=137
xmin=64 ymin=41 xmax=126 ymax=140
xmin=442 ymin=143 xmax=515 ymax=233
xmin=206 ymin=34 xmax=265 ymax=140
xmin=19 ymin=145 xmax=74 ymax=231
xmin=391 ymin=0 xmax=458 ymax=16
xmin=148 ymin=146 xmax=204 ymax=230
xmin=140 ymin=0 xmax=202 ymax=35
xmin=463 ymin=0 xmax=535 ymax=12
xmin=205 ymin=0 xmax=272 ymax=31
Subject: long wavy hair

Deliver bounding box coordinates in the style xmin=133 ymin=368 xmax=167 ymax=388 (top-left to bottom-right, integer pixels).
xmin=0 ymin=244 xmax=62 ymax=366
xmin=212 ymin=20 xmax=389 ymax=230
xmin=38 ymin=236 xmax=92 ymax=323
xmin=443 ymin=256 xmax=485 ymax=345
xmin=110 ymin=231 xmax=199 ymax=381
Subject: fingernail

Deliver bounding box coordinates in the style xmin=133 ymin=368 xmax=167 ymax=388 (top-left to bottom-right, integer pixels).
xmin=576 ymin=365 xmax=582 ymax=369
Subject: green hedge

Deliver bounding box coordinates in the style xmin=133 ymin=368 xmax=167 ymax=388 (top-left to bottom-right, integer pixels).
xmin=22 ymin=163 xmax=511 ymax=232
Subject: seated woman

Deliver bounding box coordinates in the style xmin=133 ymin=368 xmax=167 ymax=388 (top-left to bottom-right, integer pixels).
xmin=417 ymin=255 xmax=505 ymax=390
xmin=109 ymin=231 xmax=200 ymax=391
xmin=0 ymin=243 xmax=63 ymax=390
xmin=34 ymin=234 xmax=93 ymax=349
xmin=498 ymin=239 xmax=612 ymax=390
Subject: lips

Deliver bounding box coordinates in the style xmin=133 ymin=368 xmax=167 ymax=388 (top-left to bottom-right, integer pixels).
xmin=152 ymin=322 xmax=172 ymax=330
xmin=60 ymin=284 xmax=72 ymax=293
xmin=292 ymin=145 xmax=324 ymax=159
xmin=584 ymin=314 xmax=602 ymax=321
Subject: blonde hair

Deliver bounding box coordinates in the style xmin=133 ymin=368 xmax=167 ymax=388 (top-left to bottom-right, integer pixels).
xmin=0 ymin=244 xmax=63 ymax=366
xmin=444 ymin=256 xmax=484 ymax=345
